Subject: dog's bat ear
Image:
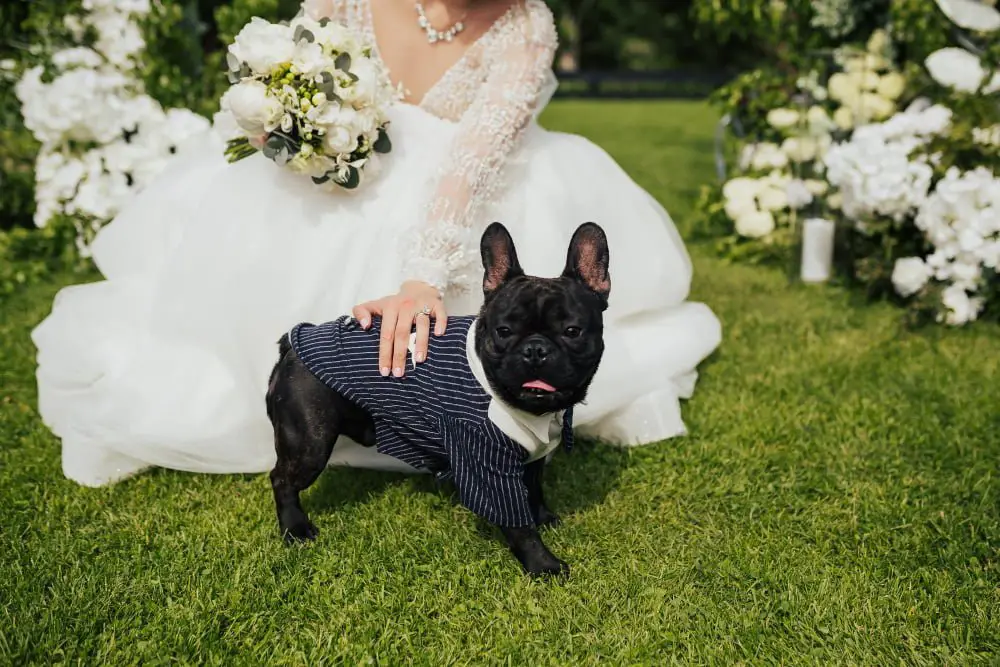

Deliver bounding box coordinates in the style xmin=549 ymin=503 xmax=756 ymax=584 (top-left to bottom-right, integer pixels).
xmin=562 ymin=222 xmax=610 ymax=307
xmin=481 ymin=222 xmax=524 ymax=295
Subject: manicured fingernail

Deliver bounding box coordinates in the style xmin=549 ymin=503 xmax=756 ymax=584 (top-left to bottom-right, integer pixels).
xmin=380 ymin=367 xmax=390 ymax=377
xmin=414 ymin=352 xmax=424 ymax=363
xmin=392 ymin=367 xmax=403 ymax=377
xmin=361 ymin=318 xmax=370 ymax=328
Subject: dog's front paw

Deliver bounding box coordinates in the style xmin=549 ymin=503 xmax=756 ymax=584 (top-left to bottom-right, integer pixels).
xmin=279 ymin=508 xmax=319 ymax=543
xmin=525 ymin=554 xmax=570 ymax=579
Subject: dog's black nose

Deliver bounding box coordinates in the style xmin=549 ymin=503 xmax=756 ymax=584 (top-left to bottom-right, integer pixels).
xmin=521 ymin=336 xmax=552 ymax=366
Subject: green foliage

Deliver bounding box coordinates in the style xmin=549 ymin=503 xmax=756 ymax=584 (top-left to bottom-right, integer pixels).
xmin=0 ymin=217 xmax=93 ymax=301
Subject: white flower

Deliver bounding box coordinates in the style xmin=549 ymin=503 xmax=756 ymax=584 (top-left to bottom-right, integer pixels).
xmin=867 ymin=29 xmax=890 ymax=55
xmin=805 ymin=179 xmax=829 ymax=196
xmin=323 ymin=125 xmax=359 ymax=154
xmin=806 ymin=106 xmax=836 ymax=135
xmin=972 ymin=125 xmax=1000 ymax=147
xmin=781 ymin=136 xmax=818 ymax=162
xmin=735 ymin=211 xmax=776 ymax=238
xmin=221 ymin=80 xmax=284 ymax=136
xmin=933 ymin=0 xmax=1000 ymax=32
xmin=940 ymin=284 xmax=984 ymax=325
xmin=91 ymin=10 xmax=146 ymax=67
xmin=925 ymin=47 xmax=1000 ymax=93
xmin=757 ymin=185 xmax=790 ymax=211
xmin=786 ymin=179 xmax=814 ymax=210
xmin=833 ymin=106 xmax=855 ymax=130
xmin=858 ymin=92 xmax=896 ymax=122
xmin=229 ymin=18 xmax=295 ymax=74
xmin=749 ymin=142 xmax=789 ymax=170
xmin=767 ymin=108 xmax=801 ymax=130
xmin=828 ymin=72 xmax=861 ymax=106
xmin=723 ymin=177 xmax=761 ymax=203
xmin=892 ymin=257 xmax=933 ymax=297
xmin=51 ymin=47 xmax=103 ymax=69
xmin=876 ymin=72 xmax=906 ymax=101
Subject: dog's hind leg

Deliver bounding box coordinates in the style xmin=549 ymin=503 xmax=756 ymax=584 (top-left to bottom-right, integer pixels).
xmin=267 ymin=344 xmax=343 ymax=543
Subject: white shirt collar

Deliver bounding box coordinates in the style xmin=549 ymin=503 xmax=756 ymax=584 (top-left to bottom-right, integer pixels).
xmin=465 ymin=323 xmax=565 ymax=461
xmin=410 ymin=323 xmax=565 ymax=461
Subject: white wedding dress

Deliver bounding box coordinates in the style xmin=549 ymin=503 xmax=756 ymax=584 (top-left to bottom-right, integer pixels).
xmin=32 ymin=0 xmax=722 ymax=486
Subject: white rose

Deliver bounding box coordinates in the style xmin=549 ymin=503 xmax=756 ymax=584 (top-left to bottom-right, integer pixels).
xmin=230 ymin=18 xmax=295 ymax=74
xmin=323 ymin=125 xmax=359 ymax=154
xmin=767 ymin=108 xmax=801 ymax=130
xmin=735 ymin=210 xmax=776 ymax=238
xmin=340 ymin=56 xmax=380 ymax=105
xmin=725 ymin=198 xmax=758 ymax=221
xmin=750 ymin=142 xmax=789 ymax=170
xmin=857 ymin=92 xmax=896 ymax=122
xmin=781 ymin=136 xmax=818 ymax=162
xmin=877 ymin=72 xmax=906 ymax=101
xmin=221 ymin=80 xmax=284 ymax=136
xmin=805 ymin=179 xmax=829 ymax=196
xmin=891 ymin=257 xmax=933 ymax=297
xmin=860 ymin=70 xmax=881 ymax=91
xmin=833 ymin=106 xmax=855 ymax=130
xmin=806 ymin=106 xmax=835 ymax=135
xmin=723 ymin=177 xmax=761 ymax=203
xmin=941 ymin=283 xmax=984 ymax=326
xmin=757 ymin=185 xmax=789 ymax=211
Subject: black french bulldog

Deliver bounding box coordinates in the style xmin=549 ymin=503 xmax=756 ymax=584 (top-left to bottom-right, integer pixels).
xmin=265 ymin=222 xmax=610 ymax=577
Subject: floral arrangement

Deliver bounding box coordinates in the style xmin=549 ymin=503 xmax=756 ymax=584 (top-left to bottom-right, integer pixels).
xmin=12 ymin=0 xmax=210 ymax=256
xmin=701 ymin=0 xmax=1000 ymax=326
xmin=218 ymin=13 xmax=398 ymax=191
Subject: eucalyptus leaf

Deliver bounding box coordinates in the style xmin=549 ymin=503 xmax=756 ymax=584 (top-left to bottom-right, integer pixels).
xmin=335 ymin=53 xmax=352 ymax=72
xmin=319 ymin=17 xmax=330 ymax=27
xmin=239 ymin=63 xmax=251 ymax=79
xmin=312 ymin=173 xmax=331 ymax=185
xmin=294 ymin=24 xmax=304 ymax=41
xmin=342 ymin=166 xmax=361 ymax=189
xmin=373 ymin=129 xmax=391 ymax=154
xmin=227 ymin=70 xmax=240 ymax=84
xmin=226 ymin=52 xmax=240 ymax=72
xmin=300 ymin=29 xmax=315 ymax=43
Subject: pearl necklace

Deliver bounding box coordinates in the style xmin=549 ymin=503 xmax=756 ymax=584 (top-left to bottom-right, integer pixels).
xmin=415 ymin=0 xmax=466 ymax=44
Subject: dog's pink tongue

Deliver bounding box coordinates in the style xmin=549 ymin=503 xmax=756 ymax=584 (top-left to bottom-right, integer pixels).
xmin=522 ymin=380 xmax=557 ymax=392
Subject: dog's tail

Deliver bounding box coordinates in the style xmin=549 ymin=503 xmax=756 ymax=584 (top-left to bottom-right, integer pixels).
xmin=266 ymin=334 xmax=293 ymax=421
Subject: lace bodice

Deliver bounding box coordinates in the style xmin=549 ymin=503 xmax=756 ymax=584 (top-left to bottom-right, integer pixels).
xmin=302 ymin=0 xmax=559 ymax=294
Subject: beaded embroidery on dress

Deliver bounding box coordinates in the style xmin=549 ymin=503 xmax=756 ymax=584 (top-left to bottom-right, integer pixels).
xmin=32 ymin=0 xmax=721 ymax=487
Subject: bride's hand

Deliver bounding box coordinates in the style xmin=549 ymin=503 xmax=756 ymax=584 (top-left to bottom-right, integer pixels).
xmin=352 ymin=281 xmax=447 ymax=378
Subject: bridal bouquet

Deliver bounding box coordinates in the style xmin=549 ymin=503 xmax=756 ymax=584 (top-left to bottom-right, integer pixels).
xmin=219 ymin=15 xmax=399 ymax=190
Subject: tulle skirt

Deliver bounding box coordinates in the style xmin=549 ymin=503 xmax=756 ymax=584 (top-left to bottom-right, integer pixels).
xmin=32 ymin=103 xmax=722 ymax=486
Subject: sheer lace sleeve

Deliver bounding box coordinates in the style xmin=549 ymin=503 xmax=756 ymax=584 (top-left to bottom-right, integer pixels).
xmin=400 ymin=1 xmax=558 ymax=295
xmin=300 ymin=0 xmax=346 ymax=21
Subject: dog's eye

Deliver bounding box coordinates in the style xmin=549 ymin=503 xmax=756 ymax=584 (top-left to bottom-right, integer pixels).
xmin=495 ymin=326 xmax=513 ymax=339
xmin=564 ymin=326 xmax=582 ymax=339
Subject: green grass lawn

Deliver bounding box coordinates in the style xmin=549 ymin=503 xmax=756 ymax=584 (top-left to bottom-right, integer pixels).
xmin=2 ymin=100 xmax=999 ymax=665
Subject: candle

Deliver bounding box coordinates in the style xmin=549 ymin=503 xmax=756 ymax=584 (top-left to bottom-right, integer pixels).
xmin=800 ymin=217 xmax=835 ymax=283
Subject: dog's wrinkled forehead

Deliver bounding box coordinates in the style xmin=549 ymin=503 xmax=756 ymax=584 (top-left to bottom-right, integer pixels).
xmin=483 ymin=275 xmax=595 ymax=328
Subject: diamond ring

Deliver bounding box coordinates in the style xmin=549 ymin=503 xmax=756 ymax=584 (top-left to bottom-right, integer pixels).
xmin=416 ymin=306 xmax=432 ymax=318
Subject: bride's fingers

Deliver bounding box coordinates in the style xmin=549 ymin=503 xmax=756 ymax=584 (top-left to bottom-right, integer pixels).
xmin=352 ymin=302 xmax=375 ymax=328
xmin=413 ymin=309 xmax=431 ymax=364
xmin=392 ymin=303 xmax=415 ymax=377
xmin=432 ymin=301 xmax=448 ymax=337
xmin=378 ymin=304 xmax=399 ymax=376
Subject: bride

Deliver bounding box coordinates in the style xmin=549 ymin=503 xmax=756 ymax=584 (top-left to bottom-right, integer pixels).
xmin=32 ymin=0 xmax=722 ymax=486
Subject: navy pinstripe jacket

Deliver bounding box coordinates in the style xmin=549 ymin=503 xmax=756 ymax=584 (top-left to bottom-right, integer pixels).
xmin=288 ymin=315 xmax=574 ymax=528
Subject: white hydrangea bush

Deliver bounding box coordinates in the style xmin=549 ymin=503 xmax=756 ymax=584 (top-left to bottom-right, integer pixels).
xmin=706 ymin=0 xmax=1000 ymax=326
xmin=13 ymin=0 xmax=210 ymax=256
